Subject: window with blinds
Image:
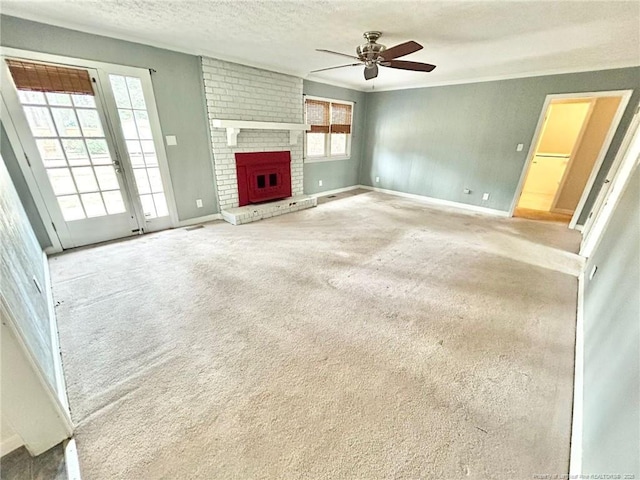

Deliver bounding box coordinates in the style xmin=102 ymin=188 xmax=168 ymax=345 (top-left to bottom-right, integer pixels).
xmin=304 ymin=97 xmax=353 ymax=159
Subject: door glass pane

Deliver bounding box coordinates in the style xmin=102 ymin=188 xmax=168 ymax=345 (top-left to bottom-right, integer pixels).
xmin=17 ymin=85 xmax=129 ymax=226
xmin=72 ymin=167 xmax=99 ymax=193
xmin=62 ymin=139 xmax=91 ymax=166
xmin=118 ymin=109 xmax=138 ymax=139
xmin=51 ymin=108 xmax=82 ymax=136
xmin=47 ymin=168 xmax=76 ymax=195
xmin=133 ymin=169 xmax=151 ymax=194
xmin=18 ymin=91 xmax=46 ymax=105
xmin=85 ymin=139 xmax=112 ymax=164
xmin=71 ymin=94 xmax=96 ymax=108
xmin=141 ymin=140 xmax=157 ymax=166
xmin=147 ymin=168 xmax=163 ymax=192
xmin=57 ymin=194 xmax=85 ymax=221
xmin=77 ymin=109 xmax=105 ymax=137
xmin=153 ymin=193 xmax=168 ymax=217
xmin=24 ymin=107 xmax=57 ymax=137
xmin=110 ymin=75 xmax=131 ymax=108
xmin=45 ymin=93 xmax=72 ymax=106
xmin=139 ymin=194 xmax=156 ymax=218
xmin=109 ymin=74 xmax=169 ymax=219
xmin=81 ymin=192 xmax=107 ymax=217
xmin=102 ymin=190 xmax=126 ymax=214
xmin=126 ymin=77 xmax=146 ymax=109
xmin=94 ymin=166 xmax=119 ymax=190
xmin=36 ymin=139 xmax=67 ymax=168
xmin=126 ymin=140 xmax=145 ymax=166
xmin=133 ymin=111 xmax=152 ymax=139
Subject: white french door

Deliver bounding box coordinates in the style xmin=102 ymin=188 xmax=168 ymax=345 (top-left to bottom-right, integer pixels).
xmin=1 ymin=54 xmax=177 ymax=250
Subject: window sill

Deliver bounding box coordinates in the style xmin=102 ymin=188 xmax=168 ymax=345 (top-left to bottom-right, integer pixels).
xmin=304 ymin=156 xmax=351 ymax=164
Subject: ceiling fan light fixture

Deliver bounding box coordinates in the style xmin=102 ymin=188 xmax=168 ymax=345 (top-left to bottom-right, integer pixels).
xmin=313 ymin=32 xmax=436 ymax=80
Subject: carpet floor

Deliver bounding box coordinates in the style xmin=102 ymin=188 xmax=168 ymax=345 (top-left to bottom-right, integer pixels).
xmin=49 ymin=191 xmax=582 ymax=479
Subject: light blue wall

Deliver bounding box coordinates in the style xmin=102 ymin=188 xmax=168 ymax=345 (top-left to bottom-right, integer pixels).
xmin=303 ymin=80 xmax=366 ymax=194
xmin=360 ymin=67 xmax=639 ymax=220
xmin=582 ymin=165 xmax=639 ymax=476
xmin=0 ymin=15 xmax=218 ymax=223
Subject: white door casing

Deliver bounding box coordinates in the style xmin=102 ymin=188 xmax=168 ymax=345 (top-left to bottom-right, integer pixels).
xmin=580 ymin=102 xmax=640 ymax=257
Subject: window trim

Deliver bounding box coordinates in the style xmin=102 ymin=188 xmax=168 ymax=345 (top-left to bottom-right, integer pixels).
xmin=303 ymin=95 xmax=354 ymax=162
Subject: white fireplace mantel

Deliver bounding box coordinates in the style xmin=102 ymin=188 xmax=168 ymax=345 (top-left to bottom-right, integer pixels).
xmin=210 ymin=119 xmax=311 ymax=146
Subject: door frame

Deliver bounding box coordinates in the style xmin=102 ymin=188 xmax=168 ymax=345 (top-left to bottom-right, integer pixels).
xmin=1 ymin=62 xmax=144 ymax=249
xmin=0 ymin=94 xmax=63 ymax=252
xmin=580 ymin=101 xmax=640 ymax=257
xmin=0 ymin=47 xmax=179 ymax=252
xmin=509 ymin=89 xmax=633 ymax=229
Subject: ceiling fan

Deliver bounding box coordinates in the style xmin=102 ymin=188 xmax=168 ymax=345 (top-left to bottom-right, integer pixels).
xmin=312 ymin=31 xmax=436 ymax=80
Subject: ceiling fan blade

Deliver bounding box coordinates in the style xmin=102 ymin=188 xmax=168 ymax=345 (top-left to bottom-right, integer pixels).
xmin=384 ymin=60 xmax=436 ymax=72
xmin=380 ymin=40 xmax=423 ymax=60
xmin=364 ymin=64 xmax=378 ymax=80
xmin=310 ymin=63 xmax=361 ymax=73
xmin=316 ymin=49 xmax=361 ymax=61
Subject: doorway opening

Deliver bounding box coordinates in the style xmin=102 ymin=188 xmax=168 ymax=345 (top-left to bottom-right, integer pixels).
xmin=511 ymin=90 xmax=632 ymax=227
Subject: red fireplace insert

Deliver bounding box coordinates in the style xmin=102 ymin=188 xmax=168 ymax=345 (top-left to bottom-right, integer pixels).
xmin=235 ymin=151 xmax=292 ymax=207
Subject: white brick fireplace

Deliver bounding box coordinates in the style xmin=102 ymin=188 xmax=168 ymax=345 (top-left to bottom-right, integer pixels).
xmin=201 ymin=57 xmax=307 ymax=214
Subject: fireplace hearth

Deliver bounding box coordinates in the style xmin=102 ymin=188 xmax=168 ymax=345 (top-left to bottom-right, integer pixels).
xmin=235 ymin=151 xmax=292 ymax=207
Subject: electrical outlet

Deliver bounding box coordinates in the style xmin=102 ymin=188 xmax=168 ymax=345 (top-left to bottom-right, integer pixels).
xmin=166 ymin=135 xmax=177 ymax=146
xmin=482 ymin=193 xmax=490 ymax=201
xmin=318 ymin=180 xmax=323 ymax=187
xmin=375 ymin=176 xmax=380 ymax=183
xmin=516 ymin=143 xmax=524 ymax=152
xmin=463 ymin=188 xmax=471 ymax=194
xmin=196 ymin=199 xmax=203 ymax=208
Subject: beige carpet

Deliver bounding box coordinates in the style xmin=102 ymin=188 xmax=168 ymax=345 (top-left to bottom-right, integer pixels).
xmin=50 ymin=191 xmax=581 ymax=479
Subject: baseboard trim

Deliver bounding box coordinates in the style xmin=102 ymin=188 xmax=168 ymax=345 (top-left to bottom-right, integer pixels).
xmin=64 ymin=438 xmax=82 ymax=480
xmin=1 ymin=434 xmax=24 ymax=457
xmin=309 ymin=185 xmax=361 ymax=198
xmin=177 ymin=213 xmax=223 ymax=227
xmin=569 ymin=271 xmax=585 ymax=476
xmin=359 ymin=185 xmax=510 ymax=217
xmin=42 ymin=252 xmax=71 ymax=416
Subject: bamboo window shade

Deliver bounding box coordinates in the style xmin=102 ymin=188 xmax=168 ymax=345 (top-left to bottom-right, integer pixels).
xmin=6 ymin=59 xmax=94 ymax=95
xmin=330 ymin=102 xmax=352 ymax=134
xmin=305 ymin=99 xmax=330 ymax=133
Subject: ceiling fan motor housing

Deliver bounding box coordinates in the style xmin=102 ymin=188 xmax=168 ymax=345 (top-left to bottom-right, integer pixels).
xmin=312 ymin=31 xmax=435 ymax=79
xmin=357 ymin=31 xmax=386 ymax=64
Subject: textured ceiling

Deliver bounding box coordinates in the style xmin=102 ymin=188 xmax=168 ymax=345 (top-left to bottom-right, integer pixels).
xmin=2 ymin=1 xmax=639 ymax=91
